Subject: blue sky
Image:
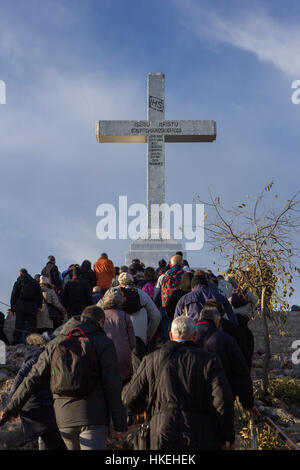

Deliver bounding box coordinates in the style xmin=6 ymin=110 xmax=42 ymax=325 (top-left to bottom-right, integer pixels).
xmin=0 ymin=0 xmax=300 ymax=306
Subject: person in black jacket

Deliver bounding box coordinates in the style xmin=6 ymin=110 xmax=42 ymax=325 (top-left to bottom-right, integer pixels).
xmin=10 ymin=269 xmax=43 ymax=344
xmin=196 ymin=304 xmax=256 ymax=412
xmin=7 ymin=334 xmax=66 ymax=449
xmin=61 ymin=267 xmax=93 ymax=318
xmin=122 ymin=316 xmax=235 ymax=450
xmin=203 ymin=299 xmax=252 ymax=370
xmin=41 ymin=256 xmax=62 ymax=293
xmin=80 ymin=260 xmax=97 ymax=290
xmin=2 ymin=306 xmax=127 ymax=450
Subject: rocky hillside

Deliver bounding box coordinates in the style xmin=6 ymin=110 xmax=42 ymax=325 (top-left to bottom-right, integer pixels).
xmin=0 ymin=345 xmax=300 ymax=450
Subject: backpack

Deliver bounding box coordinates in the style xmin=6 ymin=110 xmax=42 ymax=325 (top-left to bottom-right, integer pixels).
xmin=20 ymin=277 xmax=37 ymax=301
xmin=231 ymin=288 xmax=248 ymax=308
xmin=50 ymin=328 xmax=99 ymax=397
xmin=120 ymin=287 xmax=143 ymax=315
xmin=161 ymin=269 xmax=184 ymax=308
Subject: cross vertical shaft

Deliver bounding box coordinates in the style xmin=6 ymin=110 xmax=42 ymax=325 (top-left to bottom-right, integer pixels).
xmin=147 ymin=73 xmax=165 ymax=236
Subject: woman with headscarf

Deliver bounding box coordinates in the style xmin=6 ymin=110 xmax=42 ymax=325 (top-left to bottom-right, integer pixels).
xmin=102 ymin=289 xmax=136 ymax=385
xmin=80 ymin=260 xmax=97 ymax=291
xmin=38 ymin=276 xmax=67 ymax=334
xmin=141 ymin=267 xmax=157 ymax=299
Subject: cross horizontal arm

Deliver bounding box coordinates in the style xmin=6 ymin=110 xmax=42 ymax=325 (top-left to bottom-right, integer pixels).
xmin=164 ymin=120 xmax=216 ymax=143
xmin=96 ymin=119 xmax=217 ymax=143
xmin=96 ymin=121 xmax=149 ymax=143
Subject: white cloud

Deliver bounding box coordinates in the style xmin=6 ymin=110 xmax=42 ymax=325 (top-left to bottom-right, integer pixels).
xmin=178 ymin=0 xmax=300 ymax=77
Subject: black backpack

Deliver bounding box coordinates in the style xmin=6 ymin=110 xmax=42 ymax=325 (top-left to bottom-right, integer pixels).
xmin=20 ymin=277 xmax=37 ymax=301
xmin=120 ymin=287 xmax=143 ymax=315
xmin=50 ymin=328 xmax=99 ymax=397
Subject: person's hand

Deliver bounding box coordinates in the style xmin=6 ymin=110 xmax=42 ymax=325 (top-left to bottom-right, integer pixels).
xmin=222 ymin=441 xmax=235 ymax=450
xmin=0 ymin=412 xmax=15 ymax=423
xmin=114 ymin=431 xmax=125 ymax=440
xmin=245 ymin=406 xmax=260 ymax=417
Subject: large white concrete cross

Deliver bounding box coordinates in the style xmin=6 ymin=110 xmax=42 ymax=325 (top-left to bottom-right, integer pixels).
xmin=96 ymin=73 xmax=216 ymax=236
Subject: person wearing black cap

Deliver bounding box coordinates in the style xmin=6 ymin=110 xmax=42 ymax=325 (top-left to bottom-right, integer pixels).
xmin=41 ymin=256 xmax=62 ymax=293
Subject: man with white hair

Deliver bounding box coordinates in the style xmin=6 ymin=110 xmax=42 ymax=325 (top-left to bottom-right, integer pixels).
xmin=122 ymin=316 xmax=235 ymax=450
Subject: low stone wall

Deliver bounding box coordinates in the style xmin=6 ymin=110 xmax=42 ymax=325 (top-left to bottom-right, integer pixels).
xmin=249 ymin=311 xmax=300 ymax=358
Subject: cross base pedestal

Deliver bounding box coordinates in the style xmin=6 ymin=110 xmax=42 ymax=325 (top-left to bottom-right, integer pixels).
xmin=125 ymin=230 xmax=186 ymax=268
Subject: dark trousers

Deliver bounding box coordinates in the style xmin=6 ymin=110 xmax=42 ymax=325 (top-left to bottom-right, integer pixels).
xmin=147 ymin=323 xmax=161 ymax=354
xmin=40 ymin=430 xmax=67 ymax=450
xmin=236 ymin=314 xmax=254 ymax=370
xmin=131 ymin=337 xmax=147 ymax=374
xmin=13 ymin=311 xmax=36 ymax=344
xmin=161 ymin=307 xmax=171 ymax=344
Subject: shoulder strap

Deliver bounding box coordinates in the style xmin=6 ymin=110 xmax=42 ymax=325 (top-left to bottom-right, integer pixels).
xmin=67 ymin=327 xmax=87 ymax=338
xmin=146 ymin=342 xmax=182 ymax=419
xmin=43 ymin=295 xmax=53 ymax=307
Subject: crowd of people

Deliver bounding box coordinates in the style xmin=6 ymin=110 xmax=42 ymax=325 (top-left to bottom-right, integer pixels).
xmin=0 ymin=251 xmax=260 ymax=450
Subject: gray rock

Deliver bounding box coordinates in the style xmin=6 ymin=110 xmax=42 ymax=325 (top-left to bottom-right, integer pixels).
xmin=0 ymin=422 xmax=24 ymax=449
xmin=292 ymin=364 xmax=300 ymax=376
xmin=290 ymin=405 xmax=300 ymax=419
xmin=0 ymin=369 xmax=9 ymax=380
xmin=273 ymin=408 xmax=296 ymax=423
xmin=269 ymin=369 xmax=284 ymax=377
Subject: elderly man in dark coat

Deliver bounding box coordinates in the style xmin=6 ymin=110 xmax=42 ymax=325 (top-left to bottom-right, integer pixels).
xmin=122 ymin=316 xmax=235 ymax=450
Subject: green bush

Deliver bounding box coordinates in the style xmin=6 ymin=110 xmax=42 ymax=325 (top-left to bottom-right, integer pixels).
xmin=267 ymin=377 xmax=300 ymax=403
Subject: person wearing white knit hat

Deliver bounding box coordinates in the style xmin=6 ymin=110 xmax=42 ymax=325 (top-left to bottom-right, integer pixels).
xmin=116 ymin=272 xmax=160 ymax=373
xmin=118 ymin=272 xmax=134 ymax=287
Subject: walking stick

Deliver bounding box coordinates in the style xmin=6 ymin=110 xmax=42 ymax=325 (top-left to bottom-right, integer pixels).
xmin=249 ymin=416 xmax=258 ymax=450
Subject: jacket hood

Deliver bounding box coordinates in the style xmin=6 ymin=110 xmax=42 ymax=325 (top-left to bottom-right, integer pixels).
xmin=18 ymin=272 xmax=33 ymax=282
xmin=59 ymin=315 xmax=104 ymax=338
xmin=196 ymin=319 xmax=217 ymax=339
xmin=59 ymin=316 xmax=82 ymax=336
xmin=161 ymin=340 xmax=199 ymax=355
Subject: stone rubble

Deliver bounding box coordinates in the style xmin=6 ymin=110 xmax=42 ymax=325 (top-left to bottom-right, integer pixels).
xmin=251 ymin=352 xmax=300 ymax=447
xmin=0 ymin=345 xmax=37 ymax=450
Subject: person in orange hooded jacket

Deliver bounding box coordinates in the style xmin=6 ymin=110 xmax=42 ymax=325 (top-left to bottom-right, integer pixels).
xmin=94 ymin=253 xmax=115 ymax=293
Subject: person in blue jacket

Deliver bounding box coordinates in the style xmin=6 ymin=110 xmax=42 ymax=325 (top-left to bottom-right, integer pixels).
xmin=174 ymin=272 xmax=238 ymax=324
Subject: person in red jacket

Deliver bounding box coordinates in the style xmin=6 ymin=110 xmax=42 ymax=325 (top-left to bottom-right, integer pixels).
xmin=93 ymin=253 xmax=115 ymax=293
